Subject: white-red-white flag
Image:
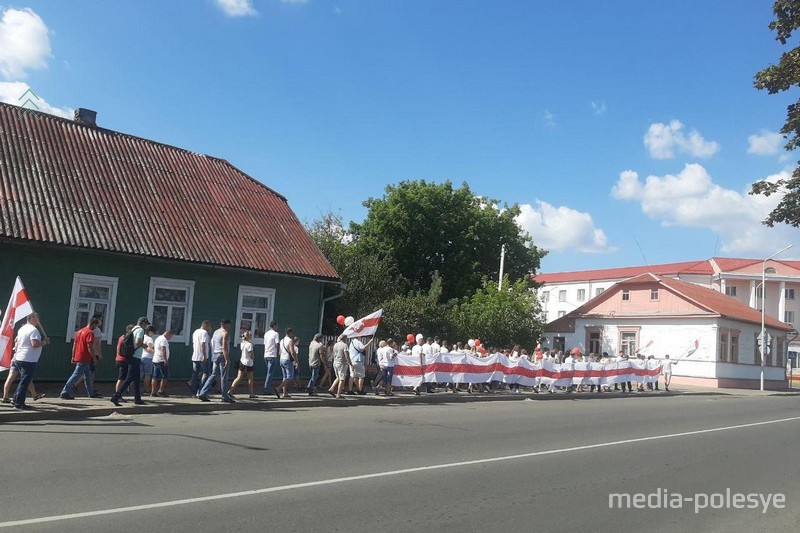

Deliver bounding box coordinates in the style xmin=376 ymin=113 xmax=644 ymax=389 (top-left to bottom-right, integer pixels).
xmin=0 ymin=277 xmax=34 ymax=371
xmin=342 ymin=309 xmax=382 ymax=338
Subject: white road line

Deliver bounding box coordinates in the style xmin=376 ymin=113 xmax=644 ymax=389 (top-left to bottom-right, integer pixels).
xmin=3 ymin=415 xmax=799 ymax=529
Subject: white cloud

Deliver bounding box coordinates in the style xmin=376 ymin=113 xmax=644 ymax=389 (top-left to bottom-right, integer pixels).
xmin=747 ymin=129 xmax=783 ymax=155
xmin=515 ymin=201 xmax=615 ymax=254
xmin=543 ymin=110 xmax=556 ymax=128
xmin=0 ymin=8 xmax=51 ymax=79
xmin=0 ymin=81 xmax=72 ymax=119
xmin=643 ymin=120 xmax=719 ymax=159
xmin=611 ymin=163 xmax=797 ymax=256
xmin=591 ymin=101 xmax=607 ymax=115
xmin=215 ymin=0 xmax=258 ymax=17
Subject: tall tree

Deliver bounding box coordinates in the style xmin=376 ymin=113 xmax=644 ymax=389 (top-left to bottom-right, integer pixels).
xmin=752 ymin=0 xmax=800 ymax=226
xmin=306 ymin=212 xmax=400 ymax=332
xmin=351 ymin=180 xmax=545 ymax=302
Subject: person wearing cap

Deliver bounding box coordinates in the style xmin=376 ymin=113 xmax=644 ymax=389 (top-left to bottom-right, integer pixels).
xmin=198 ymin=319 xmax=234 ymax=403
xmin=228 ymin=330 xmax=256 ymax=399
xmin=110 ymin=316 xmax=149 ymax=406
xmin=306 ymin=333 xmax=323 ymax=396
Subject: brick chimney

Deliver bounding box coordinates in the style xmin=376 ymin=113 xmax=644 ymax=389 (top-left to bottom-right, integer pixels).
xmin=74 ymin=108 xmax=97 ymax=127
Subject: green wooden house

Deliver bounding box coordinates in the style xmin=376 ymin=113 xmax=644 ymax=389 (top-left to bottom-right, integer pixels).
xmin=0 ymin=103 xmax=340 ymax=382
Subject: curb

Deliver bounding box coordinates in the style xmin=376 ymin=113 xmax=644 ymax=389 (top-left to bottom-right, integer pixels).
xmin=0 ymin=389 xmax=693 ymax=423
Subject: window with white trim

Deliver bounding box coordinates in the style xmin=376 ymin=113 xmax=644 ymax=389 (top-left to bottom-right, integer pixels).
xmin=595 ymin=288 xmax=604 ymax=297
xmin=557 ymin=310 xmax=566 ymax=318
xmin=577 ymin=289 xmax=586 ymax=301
xmin=235 ymin=285 xmax=275 ymax=345
xmin=558 ymin=290 xmax=566 ymax=302
xmin=622 ymin=290 xmax=630 ymax=301
xmin=147 ymin=278 xmax=194 ymax=344
xmin=541 ymin=291 xmax=549 ymax=303
xmin=66 ymin=274 xmax=118 ymax=344
xmin=786 ymin=311 xmax=796 ymax=325
xmin=725 ymin=286 xmax=737 ymax=297
xmin=618 ymin=329 xmax=638 ymax=357
xmin=786 ymin=288 xmax=795 ymax=300
xmin=650 ymin=288 xmax=659 ymax=301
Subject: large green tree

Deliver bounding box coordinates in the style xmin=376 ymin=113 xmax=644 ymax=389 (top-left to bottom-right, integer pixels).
xmin=307 ymin=211 xmax=400 ymax=332
xmin=351 ymin=180 xmax=545 ymax=302
xmin=752 ymin=0 xmax=800 ymax=226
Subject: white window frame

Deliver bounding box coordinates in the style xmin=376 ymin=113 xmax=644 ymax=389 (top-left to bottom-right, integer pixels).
xmin=786 ymin=288 xmax=795 ymax=300
xmin=595 ymin=288 xmax=604 ymax=297
xmin=786 ymin=311 xmax=796 ymax=326
xmin=146 ymin=277 xmax=195 ymax=345
xmin=66 ymin=273 xmax=119 ymax=344
xmin=650 ymin=288 xmax=659 ymax=301
xmin=558 ymin=290 xmax=566 ymax=302
xmin=577 ymin=289 xmax=586 ymax=302
xmin=235 ymin=285 xmax=276 ymax=346
xmin=541 ymin=291 xmax=549 ymax=303
xmin=725 ymin=286 xmax=737 ymax=297
xmin=557 ymin=310 xmax=566 ymax=318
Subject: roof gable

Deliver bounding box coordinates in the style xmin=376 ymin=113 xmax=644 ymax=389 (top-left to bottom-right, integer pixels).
xmin=0 ymin=103 xmax=338 ymax=281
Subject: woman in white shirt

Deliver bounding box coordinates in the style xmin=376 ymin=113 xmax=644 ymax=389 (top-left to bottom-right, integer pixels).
xmin=228 ymin=331 xmax=256 ymax=399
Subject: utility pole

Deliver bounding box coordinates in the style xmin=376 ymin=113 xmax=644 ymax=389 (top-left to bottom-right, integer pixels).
xmin=498 ymin=244 xmax=506 ymax=291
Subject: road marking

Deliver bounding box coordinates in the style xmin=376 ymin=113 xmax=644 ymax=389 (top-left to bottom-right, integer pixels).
xmin=3 ymin=415 xmax=799 ymax=528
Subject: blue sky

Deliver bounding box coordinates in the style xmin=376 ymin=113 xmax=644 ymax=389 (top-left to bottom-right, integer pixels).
xmin=1 ymin=0 xmax=798 ymax=273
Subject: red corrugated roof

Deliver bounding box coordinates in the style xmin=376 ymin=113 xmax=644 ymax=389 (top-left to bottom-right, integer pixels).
xmin=0 ymin=103 xmax=339 ymax=281
xmin=711 ymin=257 xmax=760 ymax=272
xmin=534 ymin=260 xmax=713 ymax=283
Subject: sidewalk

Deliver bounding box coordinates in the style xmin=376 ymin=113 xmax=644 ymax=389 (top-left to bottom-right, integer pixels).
xmin=2 ymin=381 xmax=798 ymax=423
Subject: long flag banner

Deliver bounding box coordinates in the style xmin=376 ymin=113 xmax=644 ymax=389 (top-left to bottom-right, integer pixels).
xmin=342 ymin=309 xmax=383 ymax=338
xmin=391 ymin=353 xmax=662 ymax=388
xmin=0 ymin=277 xmax=34 ymax=371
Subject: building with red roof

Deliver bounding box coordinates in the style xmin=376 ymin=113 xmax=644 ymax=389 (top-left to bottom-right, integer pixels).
xmin=0 ymin=103 xmax=339 ymax=381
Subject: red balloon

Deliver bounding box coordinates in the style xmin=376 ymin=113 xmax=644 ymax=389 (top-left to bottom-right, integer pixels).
xmin=406 ymin=333 xmax=415 ymax=343
xmin=475 ymin=339 xmax=482 ymax=347
xmin=336 ymin=315 xmax=345 ymax=326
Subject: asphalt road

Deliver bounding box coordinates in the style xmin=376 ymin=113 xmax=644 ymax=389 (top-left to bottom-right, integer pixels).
xmin=2 ymin=393 xmax=799 ymax=532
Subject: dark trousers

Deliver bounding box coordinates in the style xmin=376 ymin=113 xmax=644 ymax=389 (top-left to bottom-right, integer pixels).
xmin=307 ymin=366 xmax=320 ymax=390
xmin=113 ymin=358 xmax=142 ymax=401
xmin=13 ymin=360 xmax=37 ymax=408
xmin=190 ymin=361 xmax=205 ymax=395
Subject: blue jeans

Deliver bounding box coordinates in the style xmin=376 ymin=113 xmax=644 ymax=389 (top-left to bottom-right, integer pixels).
xmin=13 ymin=360 xmax=37 ymax=408
xmin=280 ymin=360 xmax=294 ymax=380
xmin=114 ymin=358 xmax=142 ymax=402
xmin=307 ymin=365 xmax=319 ymax=391
xmin=190 ymin=361 xmax=206 ymax=395
xmin=62 ymin=362 xmax=95 ymax=397
xmin=263 ymin=358 xmax=278 ymax=392
xmin=199 ymin=355 xmax=230 ymax=400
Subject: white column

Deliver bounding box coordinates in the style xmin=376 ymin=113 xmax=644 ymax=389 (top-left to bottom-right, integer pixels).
xmin=778 ymin=281 xmax=786 ymax=322
xmin=749 ymin=280 xmax=756 ymax=309
xmin=720 ymin=278 xmax=727 ymax=294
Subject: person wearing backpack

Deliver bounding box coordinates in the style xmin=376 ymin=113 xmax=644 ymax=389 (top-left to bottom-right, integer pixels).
xmin=110 ymin=317 xmax=149 ymax=406
xmin=113 ymin=324 xmax=135 ymax=402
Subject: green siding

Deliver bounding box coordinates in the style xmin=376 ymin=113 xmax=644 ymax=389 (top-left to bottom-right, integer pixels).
xmin=1 ymin=242 xmax=325 ymax=382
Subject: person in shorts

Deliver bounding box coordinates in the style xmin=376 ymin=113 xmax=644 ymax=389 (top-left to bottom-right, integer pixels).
xmin=228 ymin=331 xmax=256 ymax=398
xmin=328 ymin=335 xmax=351 ymax=399
xmin=348 ymin=336 xmax=372 ymax=395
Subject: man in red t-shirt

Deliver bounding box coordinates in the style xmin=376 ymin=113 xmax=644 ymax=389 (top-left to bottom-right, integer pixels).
xmin=60 ymin=318 xmax=101 ymax=400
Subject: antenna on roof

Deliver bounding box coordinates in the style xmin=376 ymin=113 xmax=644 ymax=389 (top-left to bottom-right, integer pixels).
xmin=633 ymin=235 xmax=648 ymax=265
xmin=713 ymin=235 xmax=719 ymax=257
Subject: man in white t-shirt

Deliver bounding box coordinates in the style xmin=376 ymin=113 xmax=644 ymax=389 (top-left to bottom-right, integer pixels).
xmin=430 ymin=336 xmax=441 ymax=354
xmin=263 ymin=320 xmax=280 ymax=395
xmin=152 ymin=330 xmax=172 ymax=397
xmin=661 ymin=354 xmax=677 ymax=391
xmin=412 ymin=334 xmax=432 ymax=395
xmin=348 ymin=336 xmax=373 ymax=395
xmin=190 ymin=321 xmax=211 ymax=397
xmin=11 ymin=313 xmax=49 ymax=409
xmin=141 ymin=326 xmax=156 ymax=395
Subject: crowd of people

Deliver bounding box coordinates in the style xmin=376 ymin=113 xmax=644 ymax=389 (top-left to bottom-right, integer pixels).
xmin=2 ymin=314 xmax=676 ymax=410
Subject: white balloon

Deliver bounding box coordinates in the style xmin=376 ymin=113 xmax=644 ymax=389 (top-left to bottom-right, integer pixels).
xmin=345 ymin=316 xmax=355 ymax=327
xmin=468 ymin=339 xmax=475 ymax=347
xmin=416 ymin=333 xmax=424 ymax=342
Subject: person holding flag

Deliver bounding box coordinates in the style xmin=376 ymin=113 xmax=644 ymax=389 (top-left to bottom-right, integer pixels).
xmin=10 ymin=312 xmax=49 ymax=410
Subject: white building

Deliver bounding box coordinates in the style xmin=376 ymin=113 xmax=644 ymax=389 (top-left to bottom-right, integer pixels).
xmin=544 ymin=273 xmax=794 ymax=390
xmin=535 ymin=257 xmax=800 ymax=362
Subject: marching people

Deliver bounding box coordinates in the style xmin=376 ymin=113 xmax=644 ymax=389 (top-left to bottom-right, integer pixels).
xmin=190 ymin=320 xmax=211 ymax=397
xmin=3 ymin=315 xmax=46 ymax=403
xmin=61 ymin=317 xmax=102 ymax=399
xmin=328 ymin=334 xmax=351 ymax=399
xmin=292 ymin=336 xmax=302 ymax=392
xmin=113 ymin=324 xmax=134 ymax=401
xmin=276 ymin=328 xmax=297 ymax=399
xmin=263 ymin=320 xmax=280 ymax=396
xmin=662 ymin=354 xmax=676 ymax=391
xmin=306 ymin=333 xmax=323 ymax=396
xmin=140 ymin=325 xmax=156 ymax=395
xmin=9 ymin=313 xmax=49 ymax=410
xmin=198 ymin=319 xmax=234 ymax=403
xmin=348 ymin=335 xmax=372 ymax=395
xmin=318 ymin=339 xmax=334 ymax=390
xmin=228 ymin=331 xmax=256 ymax=399
xmin=110 ymin=317 xmax=149 ymax=406
xmin=151 ymin=330 xmax=172 ymax=397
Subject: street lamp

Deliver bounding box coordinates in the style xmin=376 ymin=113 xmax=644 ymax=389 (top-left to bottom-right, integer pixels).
xmin=760 ymin=244 xmax=794 ymax=391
